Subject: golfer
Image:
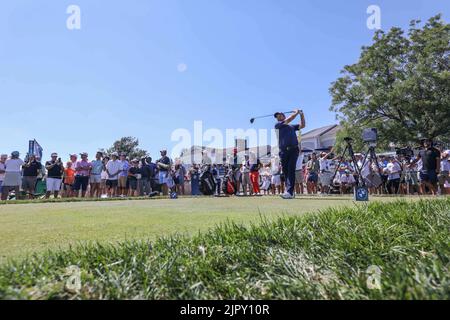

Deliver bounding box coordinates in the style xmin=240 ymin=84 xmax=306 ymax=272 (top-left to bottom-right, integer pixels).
xmin=274 ymin=109 xmax=306 ymax=199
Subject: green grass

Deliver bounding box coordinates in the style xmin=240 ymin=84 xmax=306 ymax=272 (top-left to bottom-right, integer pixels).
xmin=0 ymin=196 xmax=360 ymax=261
xmin=0 ymin=197 xmax=448 ymax=300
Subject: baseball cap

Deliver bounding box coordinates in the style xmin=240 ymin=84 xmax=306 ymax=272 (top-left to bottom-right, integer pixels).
xmin=274 ymin=112 xmax=285 ymax=118
xmin=11 ymin=151 xmax=20 ymax=157
xmin=80 ymin=152 xmax=88 ymax=156
xmin=111 ymin=152 xmax=119 ymax=157
xmin=51 ymin=152 xmax=58 ymax=157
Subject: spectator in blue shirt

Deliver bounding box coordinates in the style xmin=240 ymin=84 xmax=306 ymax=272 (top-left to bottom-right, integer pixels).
xmin=274 ymin=109 xmax=306 ymax=199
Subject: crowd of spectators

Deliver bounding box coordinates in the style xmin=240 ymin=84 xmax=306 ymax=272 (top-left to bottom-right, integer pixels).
xmin=0 ymin=140 xmax=449 ymax=200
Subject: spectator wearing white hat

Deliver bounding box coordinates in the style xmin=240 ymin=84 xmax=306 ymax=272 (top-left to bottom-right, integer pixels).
xmin=45 ymin=153 xmax=64 ymax=199
xmin=1 ymin=151 xmax=24 ymax=200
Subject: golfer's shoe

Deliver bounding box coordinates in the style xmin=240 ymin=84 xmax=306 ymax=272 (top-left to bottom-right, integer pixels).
xmin=280 ymin=192 xmax=295 ymax=199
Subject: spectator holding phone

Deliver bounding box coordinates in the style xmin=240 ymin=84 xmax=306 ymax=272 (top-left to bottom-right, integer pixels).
xmin=22 ymin=154 xmax=41 ymax=199
xmin=45 ymin=153 xmax=64 ymax=199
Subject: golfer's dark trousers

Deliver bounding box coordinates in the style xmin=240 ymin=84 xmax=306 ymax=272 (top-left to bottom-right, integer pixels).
xmin=280 ymin=146 xmax=300 ymax=196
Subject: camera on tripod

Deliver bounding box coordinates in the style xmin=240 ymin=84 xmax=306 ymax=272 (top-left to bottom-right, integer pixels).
xmin=362 ymin=128 xmax=378 ymax=143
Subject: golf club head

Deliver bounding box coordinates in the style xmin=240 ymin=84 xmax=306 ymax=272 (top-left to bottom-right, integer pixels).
xmin=250 ymin=118 xmax=255 ymax=124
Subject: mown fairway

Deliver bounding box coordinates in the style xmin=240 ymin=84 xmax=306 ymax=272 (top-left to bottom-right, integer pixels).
xmin=0 ymin=196 xmax=362 ymax=261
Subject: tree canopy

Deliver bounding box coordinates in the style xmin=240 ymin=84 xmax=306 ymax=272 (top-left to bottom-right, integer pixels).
xmin=330 ymin=14 xmax=450 ymax=151
xmin=103 ymin=137 xmax=149 ymax=160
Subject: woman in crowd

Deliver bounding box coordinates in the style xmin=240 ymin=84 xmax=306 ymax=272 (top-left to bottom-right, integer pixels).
xmin=174 ymin=162 xmax=186 ymax=195
xmin=62 ymin=161 xmax=75 ymax=198
xmin=1 ymin=151 xmax=24 ymax=201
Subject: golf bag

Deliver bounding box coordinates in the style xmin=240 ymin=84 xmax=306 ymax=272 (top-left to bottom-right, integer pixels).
xmin=222 ymin=169 xmax=236 ymax=195
xmin=199 ymin=169 xmax=216 ymax=196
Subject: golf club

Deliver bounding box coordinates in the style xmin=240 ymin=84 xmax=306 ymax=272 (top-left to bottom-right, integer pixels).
xmin=250 ymin=110 xmax=298 ymax=124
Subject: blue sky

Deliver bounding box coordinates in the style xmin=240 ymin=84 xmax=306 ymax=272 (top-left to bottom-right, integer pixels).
xmin=0 ymin=0 xmax=448 ymax=160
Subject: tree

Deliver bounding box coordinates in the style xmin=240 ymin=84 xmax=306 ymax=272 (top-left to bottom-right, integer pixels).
xmin=330 ymin=14 xmax=450 ymax=150
xmin=104 ymin=137 xmax=149 ymax=160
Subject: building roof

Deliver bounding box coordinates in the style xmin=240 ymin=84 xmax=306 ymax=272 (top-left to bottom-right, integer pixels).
xmin=302 ymin=124 xmax=340 ymax=140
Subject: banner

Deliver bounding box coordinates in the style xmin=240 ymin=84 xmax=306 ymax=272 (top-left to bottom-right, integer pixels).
xmin=28 ymin=140 xmax=43 ymax=160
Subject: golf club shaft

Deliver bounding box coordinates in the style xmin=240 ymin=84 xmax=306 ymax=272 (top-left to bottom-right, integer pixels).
xmin=255 ymin=111 xmax=295 ymax=120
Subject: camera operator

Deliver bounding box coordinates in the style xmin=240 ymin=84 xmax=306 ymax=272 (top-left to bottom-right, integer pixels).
xmin=439 ymin=150 xmax=450 ymax=195
xmin=412 ymin=139 xmax=441 ymax=195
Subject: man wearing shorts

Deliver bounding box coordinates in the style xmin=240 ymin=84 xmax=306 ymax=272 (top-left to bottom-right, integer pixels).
xmin=106 ymin=153 xmax=121 ymax=197
xmin=90 ymin=152 xmax=103 ymax=198
xmin=22 ymin=154 xmax=41 ymax=199
xmin=413 ymin=139 xmax=441 ymax=195
xmin=118 ymin=153 xmax=129 ymax=197
xmin=128 ymin=159 xmax=141 ymax=197
xmin=45 ymin=153 xmax=64 ymax=199
xmin=156 ymin=150 xmax=171 ymax=196
xmin=73 ymin=152 xmax=92 ymax=198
